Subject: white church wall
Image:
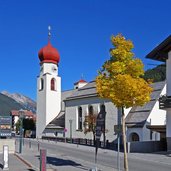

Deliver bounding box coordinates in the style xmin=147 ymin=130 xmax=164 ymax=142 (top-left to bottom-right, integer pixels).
xmin=45 ymin=75 xmax=61 ymax=125
xmin=41 ymin=63 xmax=58 ymax=76
xmin=104 ymin=101 xmax=118 ymax=142
xmin=65 ymin=97 xmax=117 ymax=142
xmin=142 ymin=124 xmax=151 ymax=141
xmin=36 ymin=76 xmax=47 ymax=138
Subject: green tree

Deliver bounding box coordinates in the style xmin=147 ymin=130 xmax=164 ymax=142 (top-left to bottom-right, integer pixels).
xmin=15 ymin=119 xmax=21 ymax=134
xmin=23 ymin=118 xmax=36 ymax=131
xmin=15 ymin=118 xmax=35 ymax=136
xmin=96 ymin=34 xmax=152 ymax=171
xmin=143 ymin=64 xmax=166 ymax=82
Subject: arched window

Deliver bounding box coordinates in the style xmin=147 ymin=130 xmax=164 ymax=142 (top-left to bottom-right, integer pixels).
xmin=100 ymin=104 xmax=106 ymax=113
xmin=51 ymin=78 xmax=56 ymax=91
xmin=40 ymin=78 xmax=44 ymax=90
xmin=78 ymin=107 xmax=82 ymax=130
xmin=88 ymin=105 xmax=94 ymax=115
xmin=130 ymin=132 xmax=140 ymax=142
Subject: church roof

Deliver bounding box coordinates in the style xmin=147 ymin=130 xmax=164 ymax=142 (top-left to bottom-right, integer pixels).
xmin=74 ymin=79 xmax=87 ymax=85
xmin=65 ymin=81 xmax=97 ymax=100
xmin=47 ymin=111 xmax=65 ymax=128
xmin=126 ymin=81 xmax=165 ymax=127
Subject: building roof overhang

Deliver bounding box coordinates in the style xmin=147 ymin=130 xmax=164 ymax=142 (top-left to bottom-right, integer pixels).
xmin=146 ymin=35 xmax=171 ymax=62
xmin=146 ymin=125 xmax=166 ymax=133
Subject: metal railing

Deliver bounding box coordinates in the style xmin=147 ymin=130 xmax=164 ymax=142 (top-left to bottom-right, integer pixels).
xmin=42 ymin=136 xmax=122 ymax=150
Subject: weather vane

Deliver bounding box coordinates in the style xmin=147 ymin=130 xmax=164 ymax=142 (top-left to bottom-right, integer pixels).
xmin=48 ymin=25 xmax=51 ymax=41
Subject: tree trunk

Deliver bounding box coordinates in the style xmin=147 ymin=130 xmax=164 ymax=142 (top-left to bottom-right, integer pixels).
xmin=121 ymin=107 xmax=129 ymax=171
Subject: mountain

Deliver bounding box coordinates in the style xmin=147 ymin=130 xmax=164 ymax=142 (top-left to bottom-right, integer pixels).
xmin=1 ymin=91 xmax=36 ymax=113
xmin=143 ymin=64 xmax=166 ymax=82
xmin=0 ymin=93 xmax=23 ymax=115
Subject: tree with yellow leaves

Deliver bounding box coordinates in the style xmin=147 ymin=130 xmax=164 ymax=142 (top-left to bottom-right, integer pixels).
xmin=96 ymin=34 xmax=153 ymax=171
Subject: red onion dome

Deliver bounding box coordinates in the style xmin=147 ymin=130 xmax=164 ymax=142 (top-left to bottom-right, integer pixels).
xmin=74 ymin=79 xmax=87 ymax=85
xmin=78 ymin=79 xmax=87 ymax=83
xmin=38 ymin=41 xmax=60 ymax=64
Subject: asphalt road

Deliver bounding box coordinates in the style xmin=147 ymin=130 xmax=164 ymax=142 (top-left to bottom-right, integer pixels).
xmin=22 ymin=139 xmax=171 ymax=171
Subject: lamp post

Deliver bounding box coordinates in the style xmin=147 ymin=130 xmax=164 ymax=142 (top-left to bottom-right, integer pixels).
xmin=69 ymin=120 xmax=72 ymax=143
xmin=18 ymin=109 xmax=24 ymax=153
xmin=117 ymin=107 xmax=122 ymax=171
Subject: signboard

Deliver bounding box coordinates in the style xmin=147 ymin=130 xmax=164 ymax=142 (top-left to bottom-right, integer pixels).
xmin=0 ymin=116 xmax=12 ymax=137
xmin=95 ymin=110 xmax=106 ymax=163
xmin=114 ymin=125 xmax=122 ymax=134
xmin=95 ymin=112 xmax=106 ymax=140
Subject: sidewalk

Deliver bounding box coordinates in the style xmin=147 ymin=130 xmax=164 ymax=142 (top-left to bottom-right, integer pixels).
xmin=0 ymin=153 xmax=32 ymax=171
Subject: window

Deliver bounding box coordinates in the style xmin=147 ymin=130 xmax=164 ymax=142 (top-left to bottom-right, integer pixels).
xmin=100 ymin=104 xmax=105 ymax=113
xmin=88 ymin=105 xmax=94 ymax=116
xmin=39 ymin=78 xmax=44 ymax=90
xmin=130 ymin=132 xmax=139 ymax=142
xmin=78 ymin=107 xmax=82 ymax=130
xmin=51 ymin=78 xmax=56 ymax=91
xmin=150 ymin=131 xmax=153 ymax=140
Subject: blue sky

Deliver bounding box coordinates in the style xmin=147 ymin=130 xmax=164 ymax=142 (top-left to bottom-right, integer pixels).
xmin=0 ymin=0 xmax=169 ymax=100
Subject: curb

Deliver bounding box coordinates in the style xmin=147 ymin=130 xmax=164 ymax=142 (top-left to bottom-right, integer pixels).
xmin=14 ymin=153 xmax=33 ymax=168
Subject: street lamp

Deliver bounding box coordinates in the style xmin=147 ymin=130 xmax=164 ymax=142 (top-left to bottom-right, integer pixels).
xmin=18 ymin=109 xmax=24 ymax=153
xmin=117 ymin=107 xmax=122 ymax=171
xmin=69 ymin=120 xmax=72 ymax=142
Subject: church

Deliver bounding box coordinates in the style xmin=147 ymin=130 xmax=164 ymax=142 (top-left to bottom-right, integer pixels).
xmin=36 ymin=31 xmax=167 ymax=152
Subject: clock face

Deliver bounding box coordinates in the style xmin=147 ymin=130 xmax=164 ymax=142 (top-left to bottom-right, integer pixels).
xmin=52 ymin=66 xmax=57 ymax=72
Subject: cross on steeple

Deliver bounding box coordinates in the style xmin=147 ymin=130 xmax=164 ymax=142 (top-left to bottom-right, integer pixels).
xmin=48 ymin=25 xmax=51 ymax=42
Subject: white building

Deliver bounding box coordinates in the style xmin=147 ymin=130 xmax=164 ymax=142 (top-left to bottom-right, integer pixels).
xmin=11 ymin=110 xmax=36 ymax=131
xmin=126 ymin=81 xmax=166 ymax=143
xmin=146 ymin=35 xmax=171 ymax=151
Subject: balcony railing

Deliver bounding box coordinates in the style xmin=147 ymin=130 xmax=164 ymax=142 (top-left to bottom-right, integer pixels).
xmin=159 ymin=95 xmax=171 ymax=109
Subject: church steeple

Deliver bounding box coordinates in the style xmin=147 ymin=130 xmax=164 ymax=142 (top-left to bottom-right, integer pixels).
xmin=38 ymin=26 xmax=60 ymax=65
xmin=36 ymin=27 xmax=61 ymax=138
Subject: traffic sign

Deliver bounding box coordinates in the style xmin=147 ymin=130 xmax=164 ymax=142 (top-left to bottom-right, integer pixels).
xmin=114 ymin=125 xmax=122 ymax=134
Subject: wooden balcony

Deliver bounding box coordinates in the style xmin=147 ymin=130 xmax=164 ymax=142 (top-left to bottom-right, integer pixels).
xmin=159 ymin=95 xmax=171 ymax=110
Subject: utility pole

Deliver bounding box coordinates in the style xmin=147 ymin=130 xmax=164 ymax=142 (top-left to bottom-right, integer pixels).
xmin=117 ymin=107 xmax=122 ymax=171
xmin=69 ymin=120 xmax=72 ymax=143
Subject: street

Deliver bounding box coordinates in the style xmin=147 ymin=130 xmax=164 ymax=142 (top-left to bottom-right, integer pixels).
xmin=15 ymin=138 xmax=171 ymax=171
